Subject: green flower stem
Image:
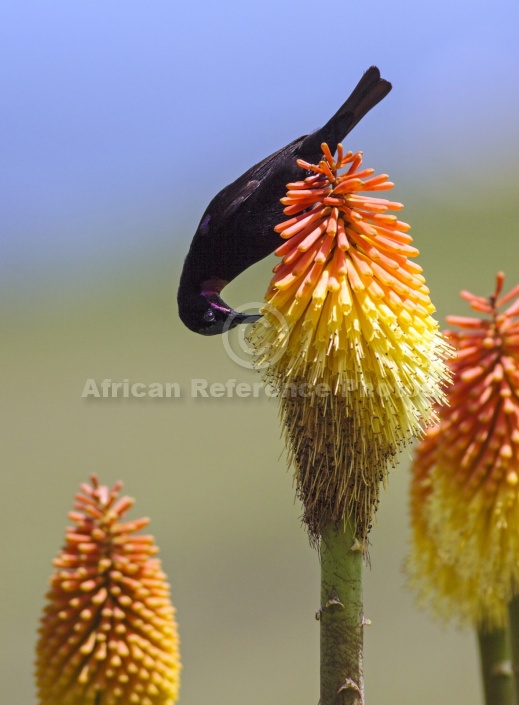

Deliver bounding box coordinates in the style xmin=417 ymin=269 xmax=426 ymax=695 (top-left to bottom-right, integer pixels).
xmin=478 ymin=626 xmax=515 ymax=705
xmin=508 ymin=596 xmax=519 ymax=700
xmin=320 ymin=519 xmax=364 ymax=705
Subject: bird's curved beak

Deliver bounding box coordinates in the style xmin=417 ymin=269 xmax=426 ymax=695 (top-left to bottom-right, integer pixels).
xmin=229 ymin=312 xmax=262 ymax=327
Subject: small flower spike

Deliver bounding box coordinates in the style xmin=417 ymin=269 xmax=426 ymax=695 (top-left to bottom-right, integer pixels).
xmin=36 ymin=475 xmax=180 ymax=705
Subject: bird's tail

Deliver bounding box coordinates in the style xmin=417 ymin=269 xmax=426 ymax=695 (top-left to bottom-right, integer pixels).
xmin=300 ymin=66 xmax=392 ymax=157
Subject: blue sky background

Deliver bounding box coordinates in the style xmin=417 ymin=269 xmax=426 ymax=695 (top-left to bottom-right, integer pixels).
xmin=2 ymin=0 xmax=519 ymax=300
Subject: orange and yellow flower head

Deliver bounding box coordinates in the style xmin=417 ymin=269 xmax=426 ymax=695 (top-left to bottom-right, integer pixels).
xmin=36 ymin=475 xmax=180 ymax=705
xmin=249 ymin=143 xmax=451 ymax=540
xmin=407 ymin=273 xmax=519 ymax=627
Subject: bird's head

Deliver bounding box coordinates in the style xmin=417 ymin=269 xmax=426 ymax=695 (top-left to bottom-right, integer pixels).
xmin=178 ymin=285 xmax=261 ymax=336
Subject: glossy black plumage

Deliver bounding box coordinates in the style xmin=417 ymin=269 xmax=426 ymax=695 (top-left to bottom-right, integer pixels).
xmin=178 ymin=66 xmax=392 ymax=335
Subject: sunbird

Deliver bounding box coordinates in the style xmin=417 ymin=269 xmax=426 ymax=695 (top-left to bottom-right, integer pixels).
xmin=178 ymin=66 xmax=391 ymax=335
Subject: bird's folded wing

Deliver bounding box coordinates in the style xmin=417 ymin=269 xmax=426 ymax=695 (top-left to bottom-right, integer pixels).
xmin=218 ymin=179 xmax=260 ymax=221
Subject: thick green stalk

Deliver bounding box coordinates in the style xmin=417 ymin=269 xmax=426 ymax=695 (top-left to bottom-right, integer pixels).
xmin=508 ymin=597 xmax=519 ymax=700
xmin=478 ymin=627 xmax=515 ymax=705
xmin=320 ymin=519 xmax=364 ymax=705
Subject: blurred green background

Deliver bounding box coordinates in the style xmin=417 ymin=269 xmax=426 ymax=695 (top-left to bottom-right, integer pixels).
xmin=2 ymin=1 xmax=519 ymax=704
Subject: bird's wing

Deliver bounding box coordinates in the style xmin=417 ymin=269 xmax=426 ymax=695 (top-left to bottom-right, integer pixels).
xmin=218 ymin=179 xmax=261 ymax=221
xmin=203 ymin=135 xmax=304 ymax=225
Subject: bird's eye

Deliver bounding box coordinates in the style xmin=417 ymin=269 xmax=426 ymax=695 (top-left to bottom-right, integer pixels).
xmin=203 ymin=309 xmax=215 ymax=323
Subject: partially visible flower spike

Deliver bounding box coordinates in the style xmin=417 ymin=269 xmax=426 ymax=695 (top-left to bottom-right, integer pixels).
xmin=407 ymin=273 xmax=519 ymax=627
xmin=250 ymin=143 xmax=452 ymax=541
xmin=406 ymin=424 xmax=488 ymax=626
xmin=36 ymin=475 xmax=180 ymax=705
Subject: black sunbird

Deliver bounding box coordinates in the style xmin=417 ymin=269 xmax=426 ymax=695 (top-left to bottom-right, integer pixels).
xmin=178 ymin=66 xmax=391 ymax=336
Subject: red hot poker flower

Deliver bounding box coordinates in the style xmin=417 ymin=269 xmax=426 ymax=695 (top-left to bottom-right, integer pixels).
xmin=250 ymin=142 xmax=451 ymax=540
xmin=407 ymin=273 xmax=519 ymax=627
xmin=36 ymin=475 xmax=180 ymax=705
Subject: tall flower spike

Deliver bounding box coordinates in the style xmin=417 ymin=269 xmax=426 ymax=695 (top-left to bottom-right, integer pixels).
xmin=408 ymin=273 xmax=519 ymax=627
xmin=36 ymin=475 xmax=181 ymax=705
xmin=250 ymin=143 xmax=451 ymax=540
